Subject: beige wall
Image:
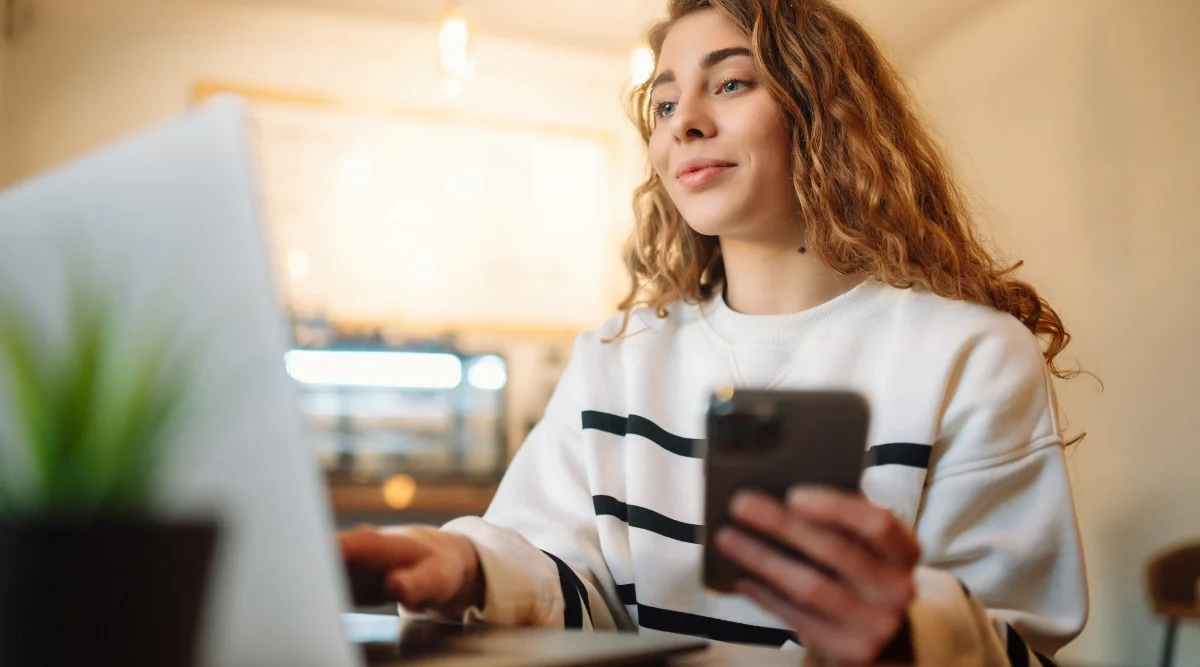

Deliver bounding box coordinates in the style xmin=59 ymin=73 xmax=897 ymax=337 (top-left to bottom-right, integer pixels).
xmin=0 ymin=0 xmax=647 ymax=454
xmin=0 ymin=0 xmax=643 ymax=190
xmin=911 ymin=0 xmax=1200 ymax=663
xmin=0 ymin=0 xmax=644 ymax=320
xmin=0 ymin=18 xmax=8 ymax=182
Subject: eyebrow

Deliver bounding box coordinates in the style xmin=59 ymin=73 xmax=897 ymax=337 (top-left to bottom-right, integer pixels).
xmin=649 ymin=46 xmax=752 ymax=90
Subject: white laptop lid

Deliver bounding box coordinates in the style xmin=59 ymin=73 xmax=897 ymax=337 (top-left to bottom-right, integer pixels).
xmin=0 ymin=97 xmax=358 ymax=667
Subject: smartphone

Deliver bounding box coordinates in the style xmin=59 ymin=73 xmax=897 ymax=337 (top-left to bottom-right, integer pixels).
xmin=702 ymin=387 xmax=870 ymax=593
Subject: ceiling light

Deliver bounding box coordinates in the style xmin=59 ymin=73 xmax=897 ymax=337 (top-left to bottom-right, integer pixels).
xmin=439 ymin=6 xmax=473 ymax=81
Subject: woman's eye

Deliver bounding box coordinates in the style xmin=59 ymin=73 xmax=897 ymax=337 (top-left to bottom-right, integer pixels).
xmin=655 ymin=101 xmax=677 ymax=118
xmin=720 ymin=80 xmax=745 ymax=93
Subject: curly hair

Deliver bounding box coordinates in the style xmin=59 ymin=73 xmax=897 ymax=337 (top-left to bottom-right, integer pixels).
xmin=618 ymin=0 xmax=1081 ymax=388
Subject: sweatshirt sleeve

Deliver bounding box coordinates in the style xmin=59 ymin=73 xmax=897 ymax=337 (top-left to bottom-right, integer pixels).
xmin=433 ymin=334 xmax=630 ymax=630
xmin=904 ymin=319 xmax=1088 ymax=666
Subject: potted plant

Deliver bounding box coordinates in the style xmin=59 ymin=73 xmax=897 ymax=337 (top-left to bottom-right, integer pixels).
xmin=0 ymin=289 xmax=219 ymax=667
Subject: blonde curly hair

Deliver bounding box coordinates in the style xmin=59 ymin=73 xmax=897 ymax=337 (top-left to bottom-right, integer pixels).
xmin=617 ymin=0 xmax=1080 ymax=394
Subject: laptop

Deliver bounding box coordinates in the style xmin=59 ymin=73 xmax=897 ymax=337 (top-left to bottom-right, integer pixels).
xmin=0 ymin=98 xmax=706 ymax=666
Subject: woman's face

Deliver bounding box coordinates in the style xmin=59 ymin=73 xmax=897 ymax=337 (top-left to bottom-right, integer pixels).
xmin=648 ymin=9 xmax=798 ymax=242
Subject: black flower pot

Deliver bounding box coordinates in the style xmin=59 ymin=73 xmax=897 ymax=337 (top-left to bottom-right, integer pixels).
xmin=0 ymin=517 xmax=219 ymax=667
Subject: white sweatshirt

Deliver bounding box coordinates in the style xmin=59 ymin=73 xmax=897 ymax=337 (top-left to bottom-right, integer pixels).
xmin=437 ymin=280 xmax=1088 ymax=665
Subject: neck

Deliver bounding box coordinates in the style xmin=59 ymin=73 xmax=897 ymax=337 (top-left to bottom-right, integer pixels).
xmin=719 ymin=235 xmax=864 ymax=315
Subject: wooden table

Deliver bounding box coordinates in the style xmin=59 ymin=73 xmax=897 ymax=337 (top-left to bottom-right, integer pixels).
xmin=370 ymin=617 xmax=908 ymax=666
xmin=671 ymin=641 xmax=806 ymax=666
xmin=672 ymin=642 xmax=915 ymax=666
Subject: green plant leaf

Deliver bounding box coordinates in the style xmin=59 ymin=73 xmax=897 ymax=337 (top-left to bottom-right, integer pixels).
xmin=103 ymin=346 xmax=167 ymax=509
xmin=0 ymin=267 xmax=202 ymax=517
xmin=44 ymin=300 xmax=112 ymax=510
xmin=78 ymin=307 xmax=194 ymax=512
xmin=112 ymin=369 xmax=186 ymax=510
xmin=0 ymin=461 xmax=11 ymax=513
xmin=0 ymin=303 xmax=55 ymax=509
xmin=69 ymin=326 xmax=148 ymax=510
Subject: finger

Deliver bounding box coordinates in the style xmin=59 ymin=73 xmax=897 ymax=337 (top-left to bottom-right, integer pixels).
xmin=786 ymin=487 xmax=921 ymax=566
xmin=386 ymin=558 xmax=459 ymax=610
xmin=730 ymin=492 xmax=914 ymax=610
xmin=716 ymin=526 xmax=864 ymax=624
xmin=339 ymin=528 xmax=431 ymax=570
xmin=739 ymin=579 xmax=900 ymax=665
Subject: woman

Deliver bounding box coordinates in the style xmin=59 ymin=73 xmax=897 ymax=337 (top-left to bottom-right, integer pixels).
xmin=341 ymin=0 xmax=1088 ymax=663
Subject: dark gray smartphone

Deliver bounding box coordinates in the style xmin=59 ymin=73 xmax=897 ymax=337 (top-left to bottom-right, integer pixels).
xmin=702 ymin=387 xmax=870 ymax=593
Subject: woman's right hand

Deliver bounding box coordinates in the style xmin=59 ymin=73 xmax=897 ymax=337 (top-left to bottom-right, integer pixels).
xmin=339 ymin=525 xmax=484 ymax=616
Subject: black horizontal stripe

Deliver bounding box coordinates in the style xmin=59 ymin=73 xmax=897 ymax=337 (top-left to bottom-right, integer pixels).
xmin=616 ymin=582 xmax=799 ymax=646
xmin=638 ymin=603 xmax=797 ymax=647
xmin=548 ymin=550 xmax=593 ymax=626
xmin=957 ymin=578 xmax=972 ymax=598
xmin=1005 ymin=623 xmax=1030 ymax=667
xmin=541 ymin=551 xmax=583 ymax=629
xmin=866 ymin=442 xmax=932 ymax=469
xmin=577 ymin=579 xmax=593 ymax=624
xmin=583 ymin=412 xmax=933 ymax=473
xmin=1004 ymin=623 xmax=1058 ymax=667
xmin=593 ymin=495 xmax=702 ymax=544
xmin=581 ymin=411 xmax=629 ymax=438
xmin=616 ymin=583 xmax=638 ymax=606
xmin=582 ymin=411 xmax=700 ymax=458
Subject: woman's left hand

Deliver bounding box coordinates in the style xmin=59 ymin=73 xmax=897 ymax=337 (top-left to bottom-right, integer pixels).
xmin=716 ymin=487 xmax=920 ymax=664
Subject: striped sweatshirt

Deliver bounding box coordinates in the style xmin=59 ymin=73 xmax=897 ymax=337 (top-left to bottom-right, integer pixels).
xmin=435 ymin=280 xmax=1088 ymax=665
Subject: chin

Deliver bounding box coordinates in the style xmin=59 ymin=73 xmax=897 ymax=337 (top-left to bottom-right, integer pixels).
xmin=674 ymin=188 xmax=798 ymax=243
xmin=674 ymin=194 xmax=748 ymax=238
xmin=679 ymin=213 xmax=728 ymax=237
xmin=667 ymin=192 xmax=729 ymax=237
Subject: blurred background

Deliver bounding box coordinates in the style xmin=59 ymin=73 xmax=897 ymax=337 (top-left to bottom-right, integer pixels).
xmin=0 ymin=0 xmax=1197 ymax=665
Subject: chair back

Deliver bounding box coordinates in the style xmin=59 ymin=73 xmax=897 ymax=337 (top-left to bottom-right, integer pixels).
xmin=1147 ymin=542 xmax=1200 ymax=618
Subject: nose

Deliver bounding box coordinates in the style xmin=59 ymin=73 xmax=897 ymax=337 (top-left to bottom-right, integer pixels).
xmin=669 ymin=93 xmax=716 ymax=143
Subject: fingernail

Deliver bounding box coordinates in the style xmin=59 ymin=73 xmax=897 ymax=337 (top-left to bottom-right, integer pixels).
xmin=786 ymin=486 xmax=808 ymax=507
xmin=715 ymin=527 xmax=740 ymax=552
xmin=730 ymin=491 xmax=756 ymax=518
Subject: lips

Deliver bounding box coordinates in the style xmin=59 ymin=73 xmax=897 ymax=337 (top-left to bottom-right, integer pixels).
xmin=675 ymin=158 xmax=736 ymax=189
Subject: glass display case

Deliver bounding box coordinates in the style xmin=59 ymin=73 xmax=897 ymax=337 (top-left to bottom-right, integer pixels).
xmin=285 ymin=342 xmax=509 ymax=486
